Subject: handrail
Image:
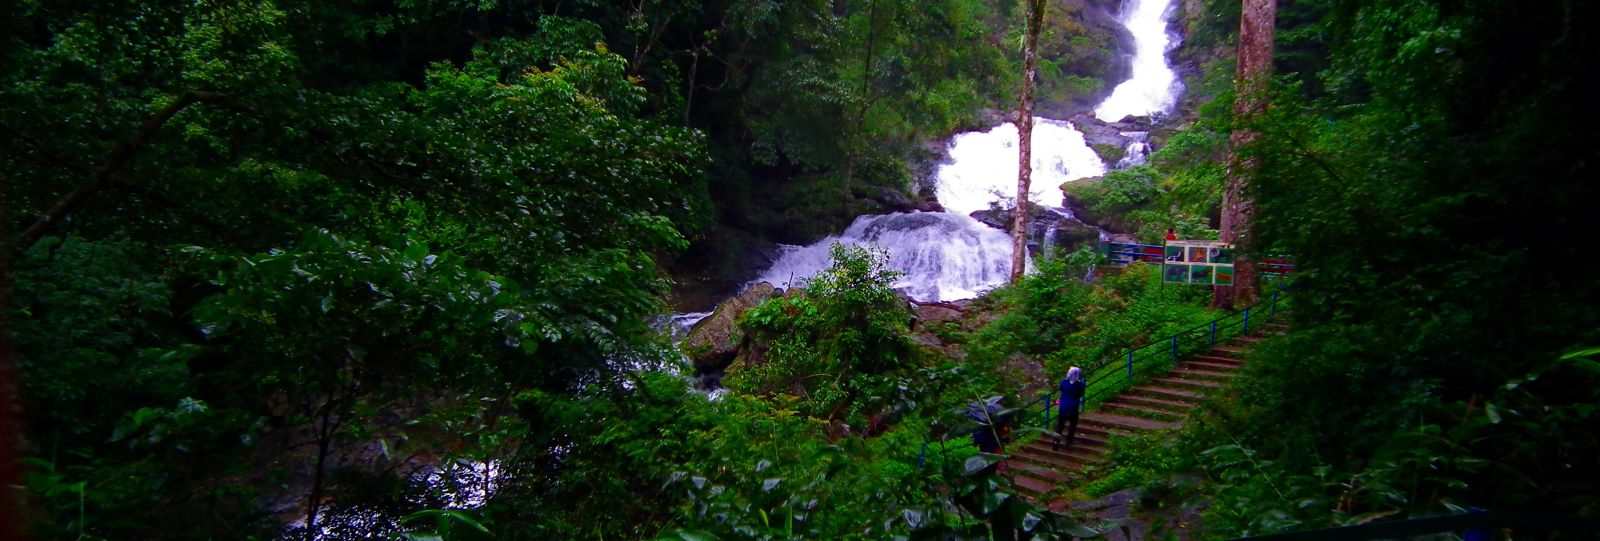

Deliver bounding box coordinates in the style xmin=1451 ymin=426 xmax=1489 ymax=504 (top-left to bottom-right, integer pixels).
xmin=918 ymin=289 xmax=1292 ymax=468
xmin=1018 ymin=290 xmax=1289 ymax=429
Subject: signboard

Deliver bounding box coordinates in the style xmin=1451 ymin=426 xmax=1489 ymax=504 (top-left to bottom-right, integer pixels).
xmin=1102 ymin=242 xmax=1165 ymax=265
xmin=1162 ymin=240 xmax=1234 ymax=285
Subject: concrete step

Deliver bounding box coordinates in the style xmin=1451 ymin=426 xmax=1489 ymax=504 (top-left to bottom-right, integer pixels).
xmin=1129 ymin=385 xmax=1203 ymax=402
xmin=1211 ymin=345 xmax=1250 ymax=356
xmin=1038 ymin=430 xmax=1109 ymax=450
xmin=1010 ymin=471 xmax=1056 ymax=497
xmin=1021 ymin=440 xmax=1105 ymax=464
xmin=1008 ymin=459 xmax=1072 ymax=483
xmin=1104 ymin=401 xmax=1185 ymax=421
xmin=1151 ymin=376 xmax=1224 ymax=390
xmin=1115 ymin=394 xmax=1197 ymax=412
xmin=1170 ymin=366 xmax=1236 ymax=381
xmin=1193 ymin=354 xmax=1245 ymax=366
xmin=1082 ymin=411 xmax=1178 ymax=431
xmin=1183 ymin=358 xmax=1243 ymax=371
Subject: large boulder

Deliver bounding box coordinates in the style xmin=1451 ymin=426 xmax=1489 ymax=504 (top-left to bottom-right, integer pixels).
xmin=969 ymin=202 xmax=1104 ymax=253
xmin=682 ymin=282 xmax=781 ymax=374
xmin=913 ymin=303 xmax=964 ymax=326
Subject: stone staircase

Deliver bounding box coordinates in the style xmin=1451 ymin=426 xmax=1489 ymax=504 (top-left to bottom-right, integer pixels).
xmin=1004 ymin=322 xmax=1287 ymax=506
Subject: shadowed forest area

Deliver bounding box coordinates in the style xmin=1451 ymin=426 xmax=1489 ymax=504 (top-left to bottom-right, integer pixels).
xmin=3 ymin=0 xmax=1597 ymax=540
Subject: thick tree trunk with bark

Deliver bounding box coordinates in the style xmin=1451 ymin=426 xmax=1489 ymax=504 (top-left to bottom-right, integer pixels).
xmin=1012 ymin=0 xmax=1047 ymax=281
xmin=1215 ymin=0 xmax=1274 ymax=307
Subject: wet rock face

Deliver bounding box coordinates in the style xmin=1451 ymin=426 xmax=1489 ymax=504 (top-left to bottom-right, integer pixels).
xmin=968 ymin=202 xmax=1103 ymax=254
xmin=1071 ymin=112 xmax=1154 ymax=154
xmin=682 ymin=282 xmax=781 ymax=374
xmin=1033 ymin=0 xmax=1137 ymax=118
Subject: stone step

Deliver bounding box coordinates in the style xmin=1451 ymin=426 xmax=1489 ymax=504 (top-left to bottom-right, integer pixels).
xmin=1129 ymin=385 xmax=1203 ymax=402
xmin=1009 ymin=453 xmax=1085 ymax=476
xmin=1193 ymin=354 xmax=1245 ymax=366
xmin=1010 ymin=471 xmax=1056 ymax=497
xmin=1211 ymin=345 xmax=1250 ymax=356
xmin=1036 ymin=430 xmax=1110 ymax=450
xmin=1183 ymin=358 xmax=1243 ymax=371
xmin=1115 ymin=394 xmax=1197 ymax=412
xmin=1169 ymin=366 xmax=1236 ymax=381
xmin=1071 ymin=421 xmax=1137 ymax=439
xmin=1082 ymin=411 xmax=1178 ymax=432
xmin=1007 ymin=459 xmax=1072 ymax=483
xmin=1151 ymin=376 xmax=1224 ymax=390
xmin=1021 ymin=440 xmax=1105 ymax=464
xmin=1104 ymin=401 xmax=1186 ymax=421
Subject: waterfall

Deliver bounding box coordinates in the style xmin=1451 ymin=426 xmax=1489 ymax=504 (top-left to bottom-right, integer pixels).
xmin=1116 ymin=131 xmax=1152 ymax=168
xmin=743 ymin=0 xmax=1182 ymax=303
xmin=935 ymin=120 xmax=1108 ymax=214
xmin=1095 ymin=0 xmax=1183 ymax=121
xmin=751 ymin=212 xmax=1014 ymax=302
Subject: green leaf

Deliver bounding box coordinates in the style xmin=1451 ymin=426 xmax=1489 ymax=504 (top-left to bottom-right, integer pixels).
xmin=963 ymin=454 xmax=1001 ymax=476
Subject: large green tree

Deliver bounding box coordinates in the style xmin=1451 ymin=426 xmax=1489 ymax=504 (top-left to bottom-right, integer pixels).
xmin=1185 ymin=0 xmax=1600 ymax=533
xmin=3 ymin=3 xmax=705 ymax=538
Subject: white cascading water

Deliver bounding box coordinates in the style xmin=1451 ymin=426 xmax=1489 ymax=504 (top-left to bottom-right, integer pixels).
xmin=753 ymin=213 xmax=1013 ymax=301
xmin=1095 ymin=0 xmax=1183 ymax=122
xmin=746 ymin=0 xmax=1181 ymax=303
xmin=935 ymin=119 xmax=1108 ymax=214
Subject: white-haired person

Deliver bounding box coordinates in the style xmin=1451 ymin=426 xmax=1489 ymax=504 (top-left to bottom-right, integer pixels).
xmin=1053 ymin=366 xmax=1086 ymax=450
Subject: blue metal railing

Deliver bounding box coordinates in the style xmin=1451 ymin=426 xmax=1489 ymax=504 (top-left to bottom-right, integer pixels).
xmin=918 ymin=290 xmax=1290 ymax=467
xmin=1040 ymin=290 xmax=1287 ymax=424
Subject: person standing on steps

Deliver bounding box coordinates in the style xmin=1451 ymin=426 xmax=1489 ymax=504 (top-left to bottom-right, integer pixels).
xmin=1165 ymin=227 xmax=1178 ymax=241
xmin=1054 ymin=366 xmax=1086 ymax=451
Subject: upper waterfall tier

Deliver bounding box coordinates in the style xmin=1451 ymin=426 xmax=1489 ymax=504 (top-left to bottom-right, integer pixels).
xmin=1094 ymin=0 xmax=1182 ymax=121
xmin=935 ymin=119 xmax=1107 ymax=216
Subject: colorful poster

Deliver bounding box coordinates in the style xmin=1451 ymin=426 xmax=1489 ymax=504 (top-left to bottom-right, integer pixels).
xmin=1162 ymin=240 xmax=1234 ymax=286
xmin=1215 ymin=266 xmax=1234 ymax=285
xmin=1163 ymin=263 xmax=1188 ymax=283
xmin=1165 ymin=246 xmax=1184 ymax=262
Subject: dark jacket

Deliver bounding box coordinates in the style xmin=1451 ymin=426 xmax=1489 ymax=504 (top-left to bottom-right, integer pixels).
xmin=1058 ymin=378 xmax=1086 ymax=415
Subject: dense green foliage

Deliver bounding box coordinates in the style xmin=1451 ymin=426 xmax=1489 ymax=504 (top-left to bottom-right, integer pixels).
xmin=8 ymin=0 xmax=1598 ymax=539
xmin=961 ymin=254 xmax=1215 ymax=396
xmin=0 ymin=2 xmax=1102 ymax=538
xmin=1071 ymin=0 xmax=1600 ymax=537
xmin=729 ymin=244 xmax=924 ymax=425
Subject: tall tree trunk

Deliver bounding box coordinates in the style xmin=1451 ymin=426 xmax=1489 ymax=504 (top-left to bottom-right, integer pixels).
xmin=1012 ymin=0 xmax=1047 ymax=281
xmin=1215 ymin=0 xmax=1275 ymax=307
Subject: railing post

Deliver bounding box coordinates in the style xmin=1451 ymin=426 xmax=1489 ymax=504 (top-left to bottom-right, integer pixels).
xmin=1044 ymin=392 xmax=1052 ymax=425
xmin=918 ymin=441 xmax=928 ymax=468
xmin=1270 ymin=291 xmax=1279 ymax=318
xmin=1243 ymin=307 xmax=1251 ymax=335
xmin=1126 ymin=350 xmax=1133 ymax=378
xmin=1210 ymin=320 xmax=1217 ymax=346
xmin=1170 ymin=335 xmax=1178 ymax=363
